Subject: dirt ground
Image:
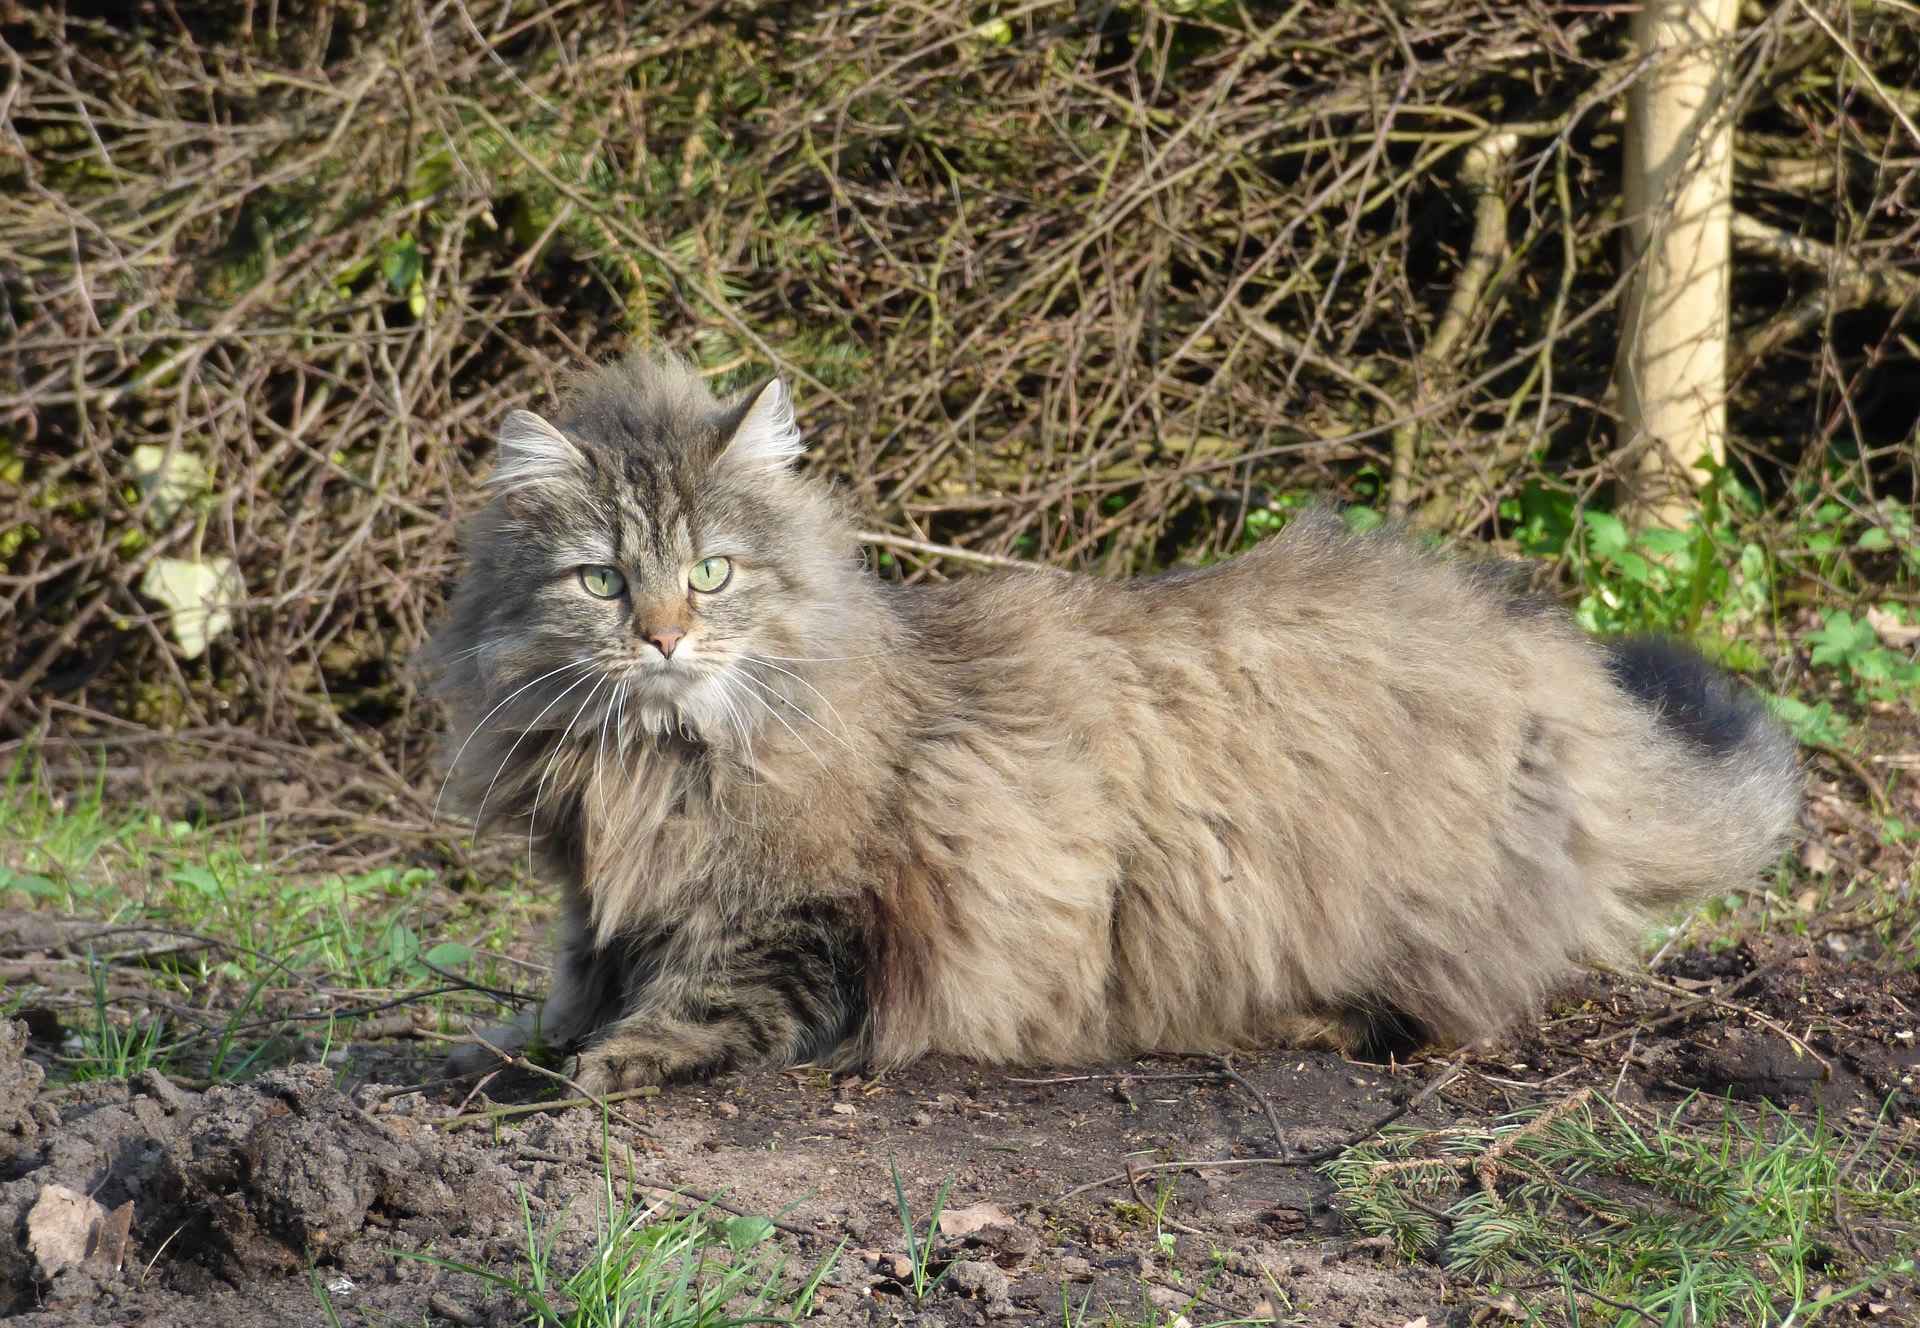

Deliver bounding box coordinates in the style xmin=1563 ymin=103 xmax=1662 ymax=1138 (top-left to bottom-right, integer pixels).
xmin=3 ymin=927 xmax=1918 ymax=1328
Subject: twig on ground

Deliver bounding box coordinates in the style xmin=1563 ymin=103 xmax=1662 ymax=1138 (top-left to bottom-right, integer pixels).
xmin=1124 ymin=1161 xmax=1206 ymax=1237
xmin=1474 ymin=1087 xmax=1590 ymax=1199
xmin=1208 ymin=1054 xmax=1292 ymax=1161
xmin=437 ymin=1086 xmax=662 ymax=1129
xmin=1586 ymin=962 xmax=1834 ymax=1079
xmin=1061 ymin=1056 xmax=1466 ymax=1198
xmin=1296 ymin=1056 xmax=1469 ymax=1165
xmin=418 ymin=958 xmax=535 ymax=1006
xmin=440 ymin=1028 xmax=658 ymax=1135
xmin=166 ymin=987 xmax=474 ymax=1055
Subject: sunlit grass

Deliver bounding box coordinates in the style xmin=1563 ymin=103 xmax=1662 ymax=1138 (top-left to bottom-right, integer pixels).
xmin=402 ymin=1141 xmax=842 ymax=1328
xmin=0 ymin=759 xmax=547 ymax=1082
xmin=1326 ymin=1092 xmax=1920 ymax=1326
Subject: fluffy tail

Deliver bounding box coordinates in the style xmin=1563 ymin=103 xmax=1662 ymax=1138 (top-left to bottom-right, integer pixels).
xmin=1600 ymin=635 xmax=1802 ymax=907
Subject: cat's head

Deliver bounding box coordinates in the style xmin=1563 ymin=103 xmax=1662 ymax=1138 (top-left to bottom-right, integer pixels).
xmin=422 ymin=355 xmax=863 ymax=755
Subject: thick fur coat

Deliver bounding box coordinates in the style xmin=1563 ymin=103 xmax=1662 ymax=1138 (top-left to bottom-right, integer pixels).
xmin=419 ymin=356 xmax=1801 ymax=1091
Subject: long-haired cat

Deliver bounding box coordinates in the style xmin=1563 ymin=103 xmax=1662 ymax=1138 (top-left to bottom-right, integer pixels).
xmin=419 ymin=355 xmax=1800 ymax=1092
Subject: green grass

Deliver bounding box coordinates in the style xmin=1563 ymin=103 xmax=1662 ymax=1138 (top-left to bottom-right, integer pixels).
xmin=0 ymin=760 xmax=546 ymax=1083
xmin=887 ymin=1151 xmax=955 ymax=1306
xmin=402 ymin=1158 xmax=841 ymax=1328
xmin=1325 ymin=1092 xmax=1920 ymax=1326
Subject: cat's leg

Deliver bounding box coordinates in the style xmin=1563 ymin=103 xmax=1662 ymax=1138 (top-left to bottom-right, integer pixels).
xmin=445 ymin=920 xmax=618 ymax=1077
xmin=573 ymin=909 xmax=868 ymax=1093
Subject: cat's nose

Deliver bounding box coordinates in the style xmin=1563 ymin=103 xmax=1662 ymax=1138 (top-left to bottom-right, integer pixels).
xmin=645 ymin=625 xmax=685 ymax=658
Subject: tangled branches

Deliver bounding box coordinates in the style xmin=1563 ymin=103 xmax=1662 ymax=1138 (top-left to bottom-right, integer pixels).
xmin=2 ymin=0 xmax=1916 ymax=757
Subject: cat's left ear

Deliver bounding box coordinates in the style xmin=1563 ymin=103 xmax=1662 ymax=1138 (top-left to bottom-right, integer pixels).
xmin=488 ymin=409 xmax=587 ymax=490
xmin=717 ymin=377 xmax=805 ymax=476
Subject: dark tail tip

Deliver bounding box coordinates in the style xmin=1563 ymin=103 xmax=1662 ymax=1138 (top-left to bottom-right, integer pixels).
xmin=1602 ymin=636 xmax=1769 ymax=759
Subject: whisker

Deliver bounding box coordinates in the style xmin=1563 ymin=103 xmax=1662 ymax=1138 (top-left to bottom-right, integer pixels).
xmin=530 ymin=672 xmax=610 ymax=863
xmin=708 ymin=674 xmax=761 ymax=828
xmin=726 ymin=666 xmax=830 ymax=773
xmin=433 ymin=657 xmax=595 ymax=823
xmin=731 ymin=664 xmax=878 ymax=770
xmin=594 ymin=675 xmax=628 ymax=816
xmin=472 ymin=668 xmax=602 ymax=834
xmin=741 ymin=654 xmax=863 ymax=746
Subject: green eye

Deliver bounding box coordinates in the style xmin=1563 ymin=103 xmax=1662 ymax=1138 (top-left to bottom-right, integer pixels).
xmin=689 ymin=556 xmax=732 ymax=593
xmin=579 ymin=565 xmax=626 ymax=598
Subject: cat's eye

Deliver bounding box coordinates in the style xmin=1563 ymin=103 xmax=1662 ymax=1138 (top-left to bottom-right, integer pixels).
xmin=689 ymin=557 xmax=732 ymax=593
xmin=579 ymin=565 xmax=626 ymax=599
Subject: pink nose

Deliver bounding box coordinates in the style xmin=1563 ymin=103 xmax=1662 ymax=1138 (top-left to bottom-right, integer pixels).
xmin=646 ymin=626 xmax=684 ymax=658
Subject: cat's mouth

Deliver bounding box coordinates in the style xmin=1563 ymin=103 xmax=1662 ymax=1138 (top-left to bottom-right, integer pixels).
xmin=610 ymin=658 xmax=732 ymax=741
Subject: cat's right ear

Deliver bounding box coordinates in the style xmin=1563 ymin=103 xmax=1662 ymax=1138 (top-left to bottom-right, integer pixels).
xmin=487 ymin=410 xmax=585 ymax=491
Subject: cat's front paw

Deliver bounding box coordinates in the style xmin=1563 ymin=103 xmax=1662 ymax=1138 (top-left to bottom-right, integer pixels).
xmin=573 ymin=1045 xmax=669 ymax=1096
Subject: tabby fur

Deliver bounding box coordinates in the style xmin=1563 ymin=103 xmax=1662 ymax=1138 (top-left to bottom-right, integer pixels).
xmin=418 ymin=355 xmax=1801 ymax=1091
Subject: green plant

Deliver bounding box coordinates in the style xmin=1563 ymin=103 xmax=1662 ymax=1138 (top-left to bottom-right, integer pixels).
xmin=405 ymin=1171 xmax=835 ymax=1328
xmin=888 ymin=1152 xmax=955 ymax=1305
xmin=0 ymin=761 xmax=541 ymax=1084
xmin=1762 ymin=693 xmax=1855 ymax=749
xmin=1806 ymin=609 xmax=1920 ymax=702
xmin=309 ymin=1259 xmax=348 ymax=1328
xmin=1325 ymin=1092 xmax=1920 ymax=1325
xmin=67 ymin=949 xmax=170 ymax=1082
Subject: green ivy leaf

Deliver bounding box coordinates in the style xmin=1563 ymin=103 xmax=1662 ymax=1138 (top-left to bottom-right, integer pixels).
xmin=0 ymin=868 xmax=62 ymax=899
xmin=167 ymin=864 xmax=224 ymax=898
xmin=383 ymin=236 xmax=423 ymax=292
xmin=720 ymin=1216 xmax=776 ymax=1250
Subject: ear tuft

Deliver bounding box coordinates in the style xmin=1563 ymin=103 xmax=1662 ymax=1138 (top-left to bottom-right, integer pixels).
xmin=489 ymin=410 xmax=583 ymax=489
xmin=718 ymin=378 xmax=805 ymax=475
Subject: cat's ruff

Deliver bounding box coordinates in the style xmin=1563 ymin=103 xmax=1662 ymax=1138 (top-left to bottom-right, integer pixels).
xmin=419 ymin=354 xmax=1800 ymax=1092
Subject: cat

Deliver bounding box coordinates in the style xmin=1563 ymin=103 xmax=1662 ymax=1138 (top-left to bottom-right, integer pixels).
xmin=418 ymin=353 xmax=1801 ymax=1093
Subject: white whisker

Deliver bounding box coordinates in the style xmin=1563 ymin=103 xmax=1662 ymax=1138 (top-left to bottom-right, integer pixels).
xmin=433 ymin=657 xmax=595 ymax=823
xmin=473 ymin=667 xmax=602 ymax=835
xmin=732 ymin=663 xmax=878 ymax=770
xmin=726 ymin=666 xmax=830 ymax=773
xmin=705 ymin=675 xmax=760 ymax=829
xmin=530 ymin=672 xmax=611 ymax=863
xmin=594 ymin=676 xmax=628 ymax=816
xmin=741 ymin=654 xmax=864 ymax=747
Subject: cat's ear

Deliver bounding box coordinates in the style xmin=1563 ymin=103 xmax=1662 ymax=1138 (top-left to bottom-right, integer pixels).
xmin=717 ymin=378 xmax=805 ymax=476
xmin=489 ymin=410 xmax=585 ymax=489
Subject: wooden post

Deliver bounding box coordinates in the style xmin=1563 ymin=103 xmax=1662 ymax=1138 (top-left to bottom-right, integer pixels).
xmin=1617 ymin=0 xmax=1742 ymax=529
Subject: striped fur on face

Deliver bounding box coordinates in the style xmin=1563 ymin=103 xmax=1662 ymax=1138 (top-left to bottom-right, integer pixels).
xmin=440 ymin=367 xmax=848 ymax=756
xmin=420 ymin=354 xmax=1801 ymax=1094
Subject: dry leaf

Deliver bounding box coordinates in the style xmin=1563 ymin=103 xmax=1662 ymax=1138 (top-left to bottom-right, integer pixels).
xmin=937 ymin=1202 xmax=1012 ymax=1239
xmin=90 ymin=1200 xmax=133 ymax=1272
xmin=129 ymin=445 xmax=210 ymax=522
xmin=1473 ymin=1293 xmax=1527 ymax=1324
xmin=26 ymin=1183 xmax=105 ymax=1280
xmin=140 ymin=557 xmax=240 ymax=658
xmin=1867 ymin=606 xmax=1920 ymax=647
